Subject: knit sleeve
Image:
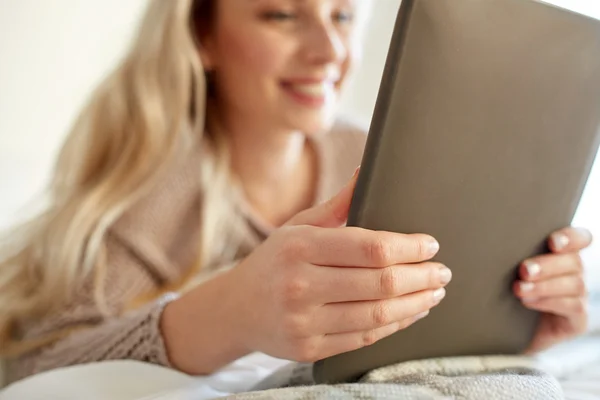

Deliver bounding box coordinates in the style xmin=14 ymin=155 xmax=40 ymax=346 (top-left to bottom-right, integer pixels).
xmin=6 ymin=234 xmax=181 ymax=384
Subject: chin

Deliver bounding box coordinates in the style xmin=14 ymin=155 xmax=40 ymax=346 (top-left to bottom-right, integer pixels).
xmin=285 ymin=108 xmax=338 ymax=136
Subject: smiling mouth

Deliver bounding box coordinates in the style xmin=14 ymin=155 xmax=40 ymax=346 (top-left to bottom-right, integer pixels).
xmin=281 ymin=81 xmax=338 ymax=107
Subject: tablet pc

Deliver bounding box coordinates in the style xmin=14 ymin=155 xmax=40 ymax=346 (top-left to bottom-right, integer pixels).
xmin=314 ymin=0 xmax=600 ymax=384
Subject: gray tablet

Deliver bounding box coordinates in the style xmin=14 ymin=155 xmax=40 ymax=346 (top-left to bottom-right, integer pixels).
xmin=314 ymin=0 xmax=600 ymax=384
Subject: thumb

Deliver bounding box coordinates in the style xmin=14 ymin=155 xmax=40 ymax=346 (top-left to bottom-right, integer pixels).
xmin=286 ymin=166 xmax=360 ymax=228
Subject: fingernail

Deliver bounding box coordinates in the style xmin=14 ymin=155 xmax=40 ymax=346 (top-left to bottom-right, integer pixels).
xmin=551 ymin=233 xmax=569 ymax=251
xmin=428 ymin=240 xmax=440 ymax=256
xmin=433 ymin=288 xmax=446 ymax=303
xmin=439 ymin=267 xmax=452 ymax=285
xmin=522 ymin=297 xmax=538 ymax=303
xmin=352 ymin=166 xmax=361 ymax=178
xmin=575 ymin=227 xmax=593 ymax=242
xmin=520 ymin=282 xmax=535 ymax=292
xmin=524 ymin=260 xmax=541 ymax=279
xmin=413 ymin=310 xmax=430 ymax=321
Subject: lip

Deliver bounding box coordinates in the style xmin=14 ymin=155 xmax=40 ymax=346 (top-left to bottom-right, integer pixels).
xmin=283 ymin=77 xmax=340 ymax=84
xmin=280 ymin=78 xmax=339 ymax=108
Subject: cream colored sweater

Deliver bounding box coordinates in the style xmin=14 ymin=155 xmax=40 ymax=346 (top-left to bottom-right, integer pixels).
xmin=6 ymin=120 xmax=367 ymax=384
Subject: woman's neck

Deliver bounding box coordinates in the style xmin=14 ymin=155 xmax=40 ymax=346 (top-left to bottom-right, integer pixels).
xmin=225 ymin=124 xmax=318 ymax=228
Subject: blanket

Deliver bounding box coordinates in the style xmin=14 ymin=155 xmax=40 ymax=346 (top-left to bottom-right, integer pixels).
xmin=219 ymin=298 xmax=600 ymax=400
xmin=1 ymin=304 xmax=598 ymax=399
xmin=222 ymin=356 xmax=563 ymax=399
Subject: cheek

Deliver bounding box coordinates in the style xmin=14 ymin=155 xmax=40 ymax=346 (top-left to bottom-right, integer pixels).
xmin=217 ymin=29 xmax=290 ymax=81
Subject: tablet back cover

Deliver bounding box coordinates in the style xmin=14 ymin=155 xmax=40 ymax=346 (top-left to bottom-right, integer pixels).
xmin=314 ymin=0 xmax=600 ymax=384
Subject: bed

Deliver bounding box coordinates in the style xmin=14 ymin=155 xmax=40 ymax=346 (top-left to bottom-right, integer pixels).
xmin=1 ymin=279 xmax=598 ymax=399
xmin=1 ymin=327 xmax=599 ymax=400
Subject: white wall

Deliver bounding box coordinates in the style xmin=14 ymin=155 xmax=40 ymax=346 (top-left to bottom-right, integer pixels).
xmin=338 ymin=1 xmax=401 ymax=126
xmin=0 ymin=0 xmax=599 ymax=287
xmin=0 ymin=0 xmax=147 ymax=228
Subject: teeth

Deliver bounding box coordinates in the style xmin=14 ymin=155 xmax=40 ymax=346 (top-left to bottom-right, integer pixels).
xmin=289 ymin=82 xmax=333 ymax=97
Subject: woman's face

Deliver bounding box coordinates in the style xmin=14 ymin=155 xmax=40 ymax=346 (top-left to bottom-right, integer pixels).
xmin=199 ymin=0 xmax=362 ymax=136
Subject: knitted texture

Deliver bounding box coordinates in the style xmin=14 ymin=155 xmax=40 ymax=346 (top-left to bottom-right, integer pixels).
xmin=225 ymin=357 xmax=564 ymax=400
xmin=6 ymin=120 xmax=368 ymax=384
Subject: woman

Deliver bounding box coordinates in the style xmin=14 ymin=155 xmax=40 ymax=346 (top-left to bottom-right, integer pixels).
xmin=0 ymin=0 xmax=592 ymax=385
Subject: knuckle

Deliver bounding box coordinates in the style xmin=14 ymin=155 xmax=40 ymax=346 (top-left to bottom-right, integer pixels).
xmin=367 ymin=236 xmax=392 ymax=266
xmin=371 ymin=301 xmax=392 ymax=326
xmin=361 ymin=329 xmax=380 ymax=347
xmin=379 ymin=267 xmax=400 ymax=297
xmin=575 ymin=276 xmax=587 ymax=295
xmin=415 ymin=237 xmax=428 ymax=259
xmin=281 ymin=314 xmax=310 ymax=339
xmin=428 ymin=263 xmax=441 ymax=287
xmin=282 ymin=276 xmax=310 ymax=306
xmin=573 ymin=298 xmax=588 ymax=314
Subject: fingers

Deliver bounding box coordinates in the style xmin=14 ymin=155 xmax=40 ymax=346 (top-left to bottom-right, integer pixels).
xmin=314 ymin=313 xmax=430 ymax=361
xmin=295 ymin=226 xmax=439 ymax=267
xmin=548 ymin=227 xmax=593 ymax=254
xmin=521 ymin=296 xmax=588 ymax=319
xmin=315 ymin=287 xmax=446 ymax=334
xmin=518 ymin=253 xmax=583 ymax=281
xmin=309 ymin=262 xmax=451 ymax=304
xmin=286 ymin=167 xmax=359 ymax=228
xmin=514 ymin=274 xmax=587 ymax=301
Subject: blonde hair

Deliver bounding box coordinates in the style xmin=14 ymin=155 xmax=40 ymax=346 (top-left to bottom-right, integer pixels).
xmin=0 ymin=0 xmax=375 ymax=356
xmin=0 ymin=0 xmax=233 ymax=355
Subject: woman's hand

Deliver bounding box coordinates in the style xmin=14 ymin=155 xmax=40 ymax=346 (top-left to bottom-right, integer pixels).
xmin=226 ymin=171 xmax=451 ymax=363
xmin=514 ymin=227 xmax=593 ymax=353
xmin=160 ymin=171 xmax=449 ymax=375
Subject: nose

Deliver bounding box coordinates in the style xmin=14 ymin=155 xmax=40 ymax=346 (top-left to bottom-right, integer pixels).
xmin=303 ymin=21 xmax=348 ymax=66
